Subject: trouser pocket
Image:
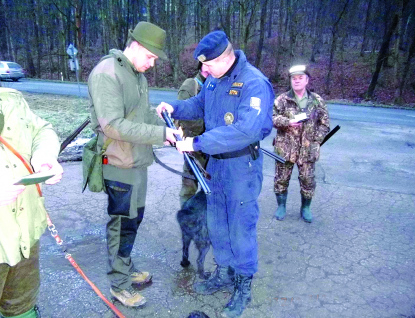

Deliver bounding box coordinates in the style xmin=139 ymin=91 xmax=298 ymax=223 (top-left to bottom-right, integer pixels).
xmin=105 ymin=180 xmax=132 ymax=217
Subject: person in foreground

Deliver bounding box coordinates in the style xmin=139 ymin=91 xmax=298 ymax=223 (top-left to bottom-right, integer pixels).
xmin=157 ymin=31 xmax=274 ymax=318
xmin=0 ymin=86 xmax=63 ymax=318
xmin=87 ymin=21 xmax=179 ymax=307
xmin=272 ymin=65 xmax=330 ymax=222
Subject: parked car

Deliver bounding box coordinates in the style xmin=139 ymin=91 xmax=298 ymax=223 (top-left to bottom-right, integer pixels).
xmin=0 ymin=61 xmax=25 ymax=81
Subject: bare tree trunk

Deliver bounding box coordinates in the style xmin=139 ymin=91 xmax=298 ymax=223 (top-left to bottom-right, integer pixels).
xmin=238 ymin=1 xmax=248 ymax=50
xmin=396 ymin=21 xmax=415 ymax=103
xmin=24 ymin=19 xmax=36 ymax=77
xmin=393 ymin=0 xmax=404 ymax=89
xmin=324 ymin=34 xmax=338 ymax=95
xmin=286 ymin=0 xmax=299 ymax=64
xmin=1 ymin=0 xmax=14 ymax=61
xmin=339 ymin=36 xmax=347 ymax=98
xmin=218 ymin=0 xmax=232 ymax=37
xmin=255 ymin=0 xmax=269 ymax=68
xmin=58 ymin=14 xmax=68 ymax=80
xmin=29 ymin=0 xmax=41 ymax=76
xmin=267 ymin=0 xmax=274 ymax=38
xmin=198 ymin=0 xmax=210 ymax=38
xmin=324 ymin=0 xmax=351 ymax=95
xmin=272 ymin=0 xmax=284 ymax=83
xmin=366 ymin=14 xmax=399 ymax=99
xmin=75 ymin=0 xmax=84 ymax=80
xmin=195 ymin=0 xmax=201 ymax=40
xmin=360 ymin=0 xmax=373 ymax=56
xmin=401 ymin=12 xmax=413 ymax=51
xmin=100 ymin=2 xmax=109 ymax=54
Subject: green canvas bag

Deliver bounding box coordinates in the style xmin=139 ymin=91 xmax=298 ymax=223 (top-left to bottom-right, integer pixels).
xmin=82 ymin=135 xmax=112 ymax=193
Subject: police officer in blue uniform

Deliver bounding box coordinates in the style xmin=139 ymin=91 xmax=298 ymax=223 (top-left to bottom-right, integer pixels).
xmin=157 ymin=31 xmax=274 ymax=318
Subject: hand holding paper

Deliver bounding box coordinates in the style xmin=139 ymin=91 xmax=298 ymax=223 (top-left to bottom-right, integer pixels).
xmin=289 ymin=112 xmax=308 ymax=124
xmin=31 ymin=155 xmax=63 ymax=185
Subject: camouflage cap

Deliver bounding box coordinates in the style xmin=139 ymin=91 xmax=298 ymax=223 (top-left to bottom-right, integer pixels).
xmin=289 ymin=65 xmax=310 ymax=77
xmin=128 ymin=22 xmax=168 ymax=60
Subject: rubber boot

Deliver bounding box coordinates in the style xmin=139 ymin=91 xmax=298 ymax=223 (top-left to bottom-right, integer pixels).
xmin=221 ymin=274 xmax=253 ymax=318
xmin=275 ymin=192 xmax=287 ymax=221
xmin=193 ymin=265 xmax=235 ymax=295
xmin=1 ymin=306 xmax=41 ymax=318
xmin=300 ymin=195 xmax=312 ymax=223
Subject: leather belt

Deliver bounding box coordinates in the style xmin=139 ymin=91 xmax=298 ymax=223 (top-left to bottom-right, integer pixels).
xmin=212 ymin=142 xmax=260 ymax=160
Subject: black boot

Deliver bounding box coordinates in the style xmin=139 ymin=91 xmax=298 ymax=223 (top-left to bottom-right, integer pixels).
xmin=193 ymin=265 xmax=234 ymax=295
xmin=275 ymin=192 xmax=287 ymax=220
xmin=300 ymin=195 xmax=312 ymax=223
xmin=221 ymin=274 xmax=252 ymax=318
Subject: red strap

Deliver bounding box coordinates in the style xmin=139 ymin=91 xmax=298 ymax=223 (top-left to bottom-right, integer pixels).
xmin=0 ymin=135 xmax=42 ymax=196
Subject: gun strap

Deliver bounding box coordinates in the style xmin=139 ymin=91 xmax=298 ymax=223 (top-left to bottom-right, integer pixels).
xmin=153 ymin=148 xmax=196 ymax=180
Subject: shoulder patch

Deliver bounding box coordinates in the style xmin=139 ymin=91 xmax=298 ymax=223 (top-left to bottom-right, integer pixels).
xmin=250 ymin=97 xmax=261 ymax=109
xmin=250 ymin=97 xmax=261 ymax=114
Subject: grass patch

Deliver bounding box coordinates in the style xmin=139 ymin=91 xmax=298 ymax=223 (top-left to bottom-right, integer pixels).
xmin=21 ymin=93 xmax=94 ymax=141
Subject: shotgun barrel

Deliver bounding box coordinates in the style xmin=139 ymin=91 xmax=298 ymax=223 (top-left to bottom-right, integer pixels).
xmin=161 ymin=110 xmax=211 ymax=195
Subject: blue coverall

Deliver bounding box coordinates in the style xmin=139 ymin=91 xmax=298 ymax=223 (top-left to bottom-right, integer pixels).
xmin=170 ymin=51 xmax=274 ymax=276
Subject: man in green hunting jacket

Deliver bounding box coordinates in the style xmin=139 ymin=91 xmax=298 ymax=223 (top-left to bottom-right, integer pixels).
xmin=0 ymin=86 xmax=63 ymax=318
xmin=88 ymin=21 xmax=179 ymax=307
xmin=273 ymin=65 xmax=330 ymax=223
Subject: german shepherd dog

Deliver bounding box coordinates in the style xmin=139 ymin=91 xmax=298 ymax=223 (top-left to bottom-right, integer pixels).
xmin=177 ymin=191 xmax=211 ymax=279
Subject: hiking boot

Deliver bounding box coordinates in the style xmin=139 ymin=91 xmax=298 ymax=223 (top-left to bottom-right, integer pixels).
xmin=275 ymin=192 xmax=287 ymax=220
xmin=193 ymin=265 xmax=234 ymax=295
xmin=110 ymin=286 xmax=146 ymax=307
xmin=300 ymin=195 xmax=312 ymax=223
xmin=131 ymin=270 xmax=152 ymax=285
xmin=221 ymin=274 xmax=252 ymax=317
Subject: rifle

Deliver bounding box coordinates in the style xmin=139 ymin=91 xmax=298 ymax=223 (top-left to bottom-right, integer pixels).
xmin=161 ymin=110 xmax=211 ymax=195
xmin=320 ymin=125 xmax=340 ymax=146
xmin=60 ymin=118 xmax=91 ymax=153
xmin=260 ymin=148 xmax=286 ymax=164
xmin=263 ymin=125 xmax=340 ymax=164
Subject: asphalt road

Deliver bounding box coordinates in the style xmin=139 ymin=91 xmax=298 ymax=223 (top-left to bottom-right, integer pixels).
xmin=1 ymin=78 xmax=177 ymax=105
xmin=3 ymin=78 xmax=415 ymax=317
xmin=39 ymin=107 xmax=415 ymax=317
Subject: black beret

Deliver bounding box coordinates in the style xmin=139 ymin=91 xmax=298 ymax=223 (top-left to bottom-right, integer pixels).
xmin=193 ymin=31 xmax=229 ymax=62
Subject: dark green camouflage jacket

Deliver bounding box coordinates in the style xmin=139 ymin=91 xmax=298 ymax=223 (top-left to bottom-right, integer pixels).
xmin=273 ymin=89 xmax=330 ymax=164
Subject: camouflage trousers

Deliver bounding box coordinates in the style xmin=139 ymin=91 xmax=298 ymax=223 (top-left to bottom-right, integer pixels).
xmin=179 ymin=151 xmax=208 ymax=207
xmin=274 ymin=161 xmax=316 ymax=199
